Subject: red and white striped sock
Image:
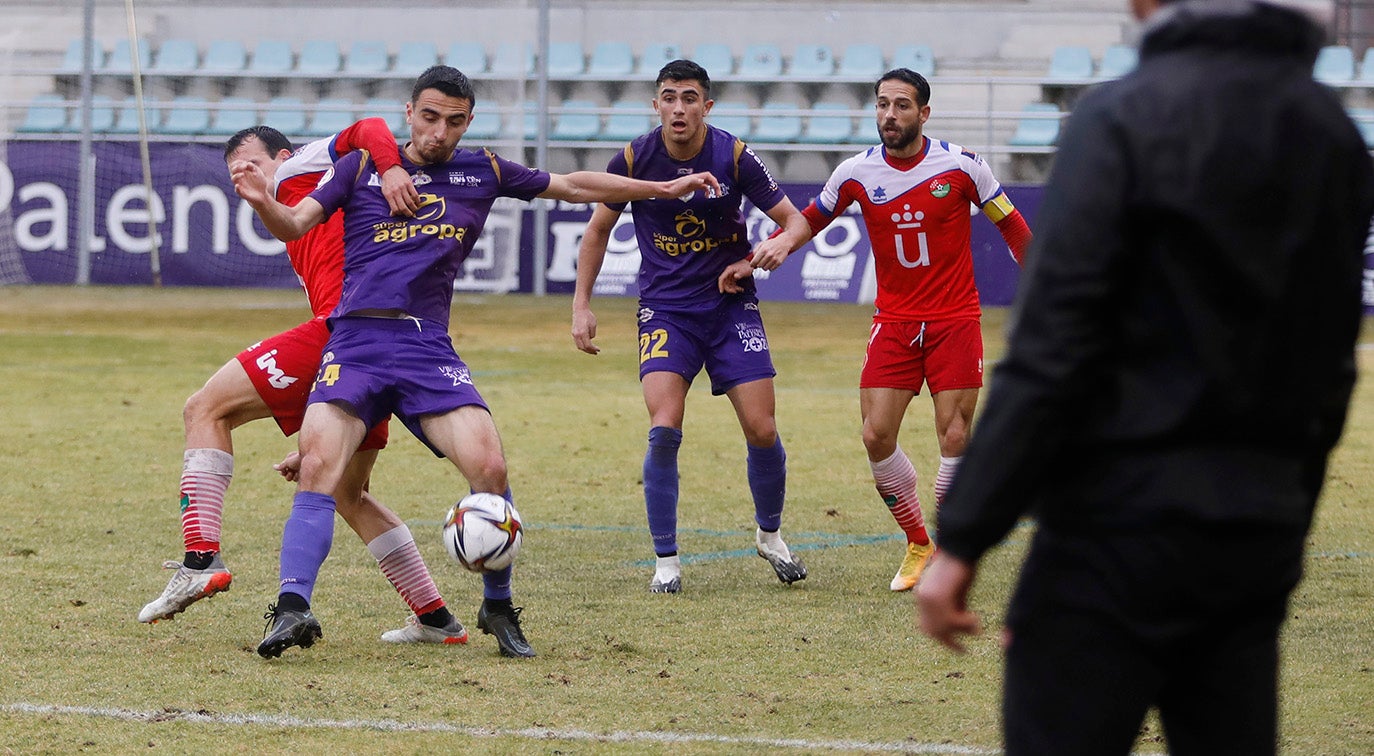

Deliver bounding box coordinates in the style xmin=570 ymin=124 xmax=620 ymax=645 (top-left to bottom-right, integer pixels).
xmin=870 ymin=446 xmax=930 ymax=546
xmin=368 ymin=524 xmax=445 ymax=616
xmin=934 ymin=455 xmax=962 ymax=512
xmin=180 ymin=448 xmax=233 ymax=554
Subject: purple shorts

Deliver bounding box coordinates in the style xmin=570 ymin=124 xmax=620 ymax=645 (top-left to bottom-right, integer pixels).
xmin=309 ymin=316 xmax=489 ymax=457
xmin=636 ymin=295 xmax=776 ymax=396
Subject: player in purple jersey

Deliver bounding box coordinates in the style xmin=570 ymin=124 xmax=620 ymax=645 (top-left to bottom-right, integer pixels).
xmin=231 ymin=65 xmax=720 ymax=659
xmin=571 ymin=60 xmax=813 ymax=594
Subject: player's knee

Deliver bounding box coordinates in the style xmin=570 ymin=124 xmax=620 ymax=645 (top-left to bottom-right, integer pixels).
xmin=862 ymin=423 xmax=896 ymax=455
xmin=469 ymin=453 xmax=508 ymax=492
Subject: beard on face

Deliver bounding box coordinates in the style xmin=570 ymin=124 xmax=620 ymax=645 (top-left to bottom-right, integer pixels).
xmin=880 ymin=120 xmax=921 ymax=151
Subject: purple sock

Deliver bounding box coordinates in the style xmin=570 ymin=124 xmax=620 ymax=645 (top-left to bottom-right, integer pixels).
xmin=482 ymin=567 xmax=513 ymax=601
xmin=644 ymin=426 xmax=682 ymax=556
xmin=278 ymin=490 xmax=336 ymax=603
xmin=748 ymin=436 xmax=787 ymax=532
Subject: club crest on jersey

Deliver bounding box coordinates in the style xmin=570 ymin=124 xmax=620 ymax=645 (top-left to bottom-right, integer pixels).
xmin=637 ymin=307 xmax=655 ymax=323
xmin=929 ymin=179 xmax=951 ymax=198
xmin=412 ymin=173 xmax=433 ymax=187
xmin=872 ymin=186 xmax=887 ymax=200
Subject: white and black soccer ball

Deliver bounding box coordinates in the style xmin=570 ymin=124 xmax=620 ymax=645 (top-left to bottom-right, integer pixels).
xmin=442 ymin=492 xmax=523 ymax=573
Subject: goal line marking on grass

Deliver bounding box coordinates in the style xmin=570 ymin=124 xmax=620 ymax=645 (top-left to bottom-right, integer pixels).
xmin=1 ymin=702 xmax=998 ymax=754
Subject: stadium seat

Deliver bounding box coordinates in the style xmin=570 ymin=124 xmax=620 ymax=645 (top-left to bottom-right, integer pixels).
xmin=691 ymin=44 xmax=735 ymax=76
xmin=709 ymin=101 xmax=752 ymax=140
xmin=587 ymin=42 xmax=634 ymax=77
xmin=395 ymin=42 xmax=438 ymax=76
xmin=638 ymin=42 xmax=681 ymax=75
xmin=462 ymin=105 xmax=503 ymax=140
xmin=552 ymin=99 xmax=600 ymax=140
xmin=891 ymin=44 xmax=935 ymax=77
xmin=602 ymin=99 xmax=652 ymax=142
xmin=110 ymin=97 xmax=162 ymax=134
xmin=264 ymin=96 xmax=308 ymax=137
xmin=16 ymin=94 xmax=68 ymax=133
xmin=491 ymin=43 xmax=535 ymax=77
xmin=1347 ymin=108 xmax=1374 ymax=149
xmin=344 ymin=40 xmax=390 ymax=76
xmin=800 ymin=101 xmax=854 ymax=144
xmin=738 ymin=44 xmax=783 ymax=78
xmin=445 ymin=42 xmax=487 ymax=74
xmin=307 ymin=97 xmax=357 ymax=136
xmin=158 ymin=95 xmax=212 ymax=135
xmin=790 ymin=44 xmax=835 ymax=79
xmin=60 ymin=38 xmax=104 ymax=73
xmin=1097 ymin=44 xmax=1138 ymax=79
xmin=248 ymin=40 xmax=294 ymax=76
xmin=297 ymin=41 xmax=342 ymax=75
xmin=1007 ymin=103 xmax=1061 ymax=147
xmin=547 ymin=42 xmax=585 ymax=78
xmin=838 ymin=43 xmax=884 ymax=79
xmin=1314 ymin=45 xmax=1355 ymax=84
xmin=362 ymin=97 xmax=407 ymax=137
xmin=86 ymin=94 xmax=117 ymax=132
xmin=520 ymin=100 xmax=541 ymax=140
xmin=752 ymin=101 xmax=803 ymax=142
xmin=201 ymin=39 xmax=247 ymax=74
xmin=205 ymin=96 xmax=258 ymax=136
xmin=151 ymin=39 xmax=199 ymax=75
xmin=105 ymin=38 xmax=152 ymax=74
xmin=1047 ymin=46 xmax=1093 ymax=80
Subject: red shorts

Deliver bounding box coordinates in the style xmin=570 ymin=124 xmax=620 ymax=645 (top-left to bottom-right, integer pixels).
xmin=860 ymin=317 xmax=983 ymax=394
xmin=235 ymin=316 xmax=388 ymax=450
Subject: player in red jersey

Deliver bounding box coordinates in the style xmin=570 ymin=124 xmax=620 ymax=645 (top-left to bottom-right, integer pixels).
xmin=778 ymin=68 xmax=1031 ymax=592
xmin=139 ymin=122 xmax=470 ymax=646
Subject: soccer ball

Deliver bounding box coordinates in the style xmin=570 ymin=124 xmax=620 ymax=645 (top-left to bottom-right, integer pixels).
xmin=442 ymin=493 xmax=523 ymax=573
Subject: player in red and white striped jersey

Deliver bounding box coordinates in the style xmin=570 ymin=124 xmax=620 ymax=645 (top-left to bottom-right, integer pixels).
xmin=783 ymin=69 xmax=1032 ymax=592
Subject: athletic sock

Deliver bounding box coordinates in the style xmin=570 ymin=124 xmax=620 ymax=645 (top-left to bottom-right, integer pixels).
xmin=747 ymin=436 xmax=787 ymax=532
xmin=934 ymin=455 xmax=962 ymax=515
xmin=277 ymin=490 xmax=337 ymax=604
xmin=643 ymin=426 xmax=683 ymax=557
xmin=275 ymin=591 xmax=310 ymax=614
xmin=367 ymin=524 xmax=445 ymax=617
xmin=180 ymin=448 xmax=233 ymax=557
xmin=482 ymin=566 xmax=513 ymax=602
xmin=870 ymin=446 xmax=931 ymax=546
xmin=418 ymin=606 xmax=456 ymax=629
xmin=183 ymin=550 xmax=215 ymax=570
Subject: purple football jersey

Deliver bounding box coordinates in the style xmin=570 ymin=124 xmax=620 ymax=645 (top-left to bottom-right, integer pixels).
xmin=311 ymin=148 xmax=550 ymax=326
xmin=605 ymin=125 xmax=786 ymax=310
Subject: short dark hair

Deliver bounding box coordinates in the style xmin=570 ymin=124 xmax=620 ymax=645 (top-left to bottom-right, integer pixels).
xmin=876 ymin=68 xmax=931 ymax=107
xmin=657 ymin=59 xmax=711 ymax=98
xmin=412 ymin=64 xmax=476 ymax=107
xmin=224 ymin=125 xmax=292 ymax=161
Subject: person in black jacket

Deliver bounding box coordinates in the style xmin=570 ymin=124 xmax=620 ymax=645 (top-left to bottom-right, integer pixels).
xmin=915 ymin=0 xmax=1374 ymax=753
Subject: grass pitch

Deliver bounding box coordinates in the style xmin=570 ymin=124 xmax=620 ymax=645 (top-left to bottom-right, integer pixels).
xmin=0 ymin=287 xmax=1370 ymax=754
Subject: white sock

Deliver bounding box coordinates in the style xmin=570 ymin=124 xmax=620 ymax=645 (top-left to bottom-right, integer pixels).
xmin=756 ymin=527 xmax=787 ymax=554
xmin=653 ymin=554 xmax=681 ymax=581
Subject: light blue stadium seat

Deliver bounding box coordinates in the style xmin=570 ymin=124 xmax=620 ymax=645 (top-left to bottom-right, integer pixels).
xmin=445 ymin=42 xmax=487 ymax=74
xmin=17 ymin=94 xmax=68 ymax=133
xmin=691 ymin=44 xmax=735 ymax=76
xmin=790 ymin=44 xmax=835 ymax=78
xmin=738 ymin=44 xmax=783 ymax=78
xmin=297 ymin=41 xmax=341 ymax=75
xmin=800 ymin=101 xmax=854 ymax=144
xmin=110 ymin=97 xmax=162 ymax=134
xmin=462 ymin=105 xmax=503 ymax=140
xmin=395 ymin=42 xmax=438 ymax=76
xmin=547 ymin=42 xmax=585 ymax=77
xmin=891 ymin=44 xmax=935 ymax=77
xmin=491 ymin=43 xmax=535 ymax=77
xmin=152 ymin=39 xmax=199 ymax=75
xmin=1314 ymin=45 xmax=1355 ymax=84
xmin=753 ymin=101 xmax=803 ymax=142
xmin=61 ymin=38 xmax=104 ymax=73
xmin=588 ymin=42 xmax=634 ymax=77
xmin=206 ymin=97 xmax=258 ymax=136
xmin=158 ymin=95 xmax=212 ymax=134
xmin=105 ymin=38 xmax=152 ymax=74
xmin=249 ymin=40 xmax=294 ymax=76
xmin=552 ymin=99 xmax=600 ymax=140
xmin=838 ymin=43 xmax=884 ymax=79
xmin=638 ymin=42 xmax=681 ymax=75
xmin=1097 ymin=44 xmax=1138 ymax=79
xmin=362 ymin=97 xmax=407 ymax=137
xmin=521 ymin=101 xmax=541 ymax=140
xmin=1361 ymin=48 xmax=1374 ymax=83
xmin=201 ymin=39 xmax=247 ymax=74
xmin=602 ymin=99 xmax=652 ymax=142
xmin=307 ymin=98 xmax=356 ymax=137
xmin=264 ymin=96 xmax=308 ymax=137
xmin=709 ymin=101 xmax=752 ymax=140
xmin=85 ymin=94 xmax=117 ymax=132
xmin=1347 ymin=108 xmax=1374 ymax=149
xmin=1047 ymin=46 xmax=1093 ymax=80
xmin=344 ymin=40 xmax=389 ymax=76
xmin=1007 ymin=103 xmax=1061 ymax=147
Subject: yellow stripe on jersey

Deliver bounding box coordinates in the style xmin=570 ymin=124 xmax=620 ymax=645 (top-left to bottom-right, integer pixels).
xmin=355 ymin=149 xmax=372 ymax=182
xmin=484 ymin=148 xmax=502 ymax=183
xmin=732 ymin=138 xmax=746 ymax=183
xmin=982 ymin=192 xmax=1016 ymax=223
xmin=623 ymin=145 xmax=636 ymax=179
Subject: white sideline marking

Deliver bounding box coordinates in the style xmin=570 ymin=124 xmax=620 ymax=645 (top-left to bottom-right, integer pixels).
xmin=2 ymin=702 xmax=997 ymax=754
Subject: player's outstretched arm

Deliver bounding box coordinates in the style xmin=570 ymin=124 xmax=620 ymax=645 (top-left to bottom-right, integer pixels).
xmin=571 ymin=204 xmax=620 ymax=355
xmin=915 ymin=551 xmax=983 ymax=654
xmin=230 ymin=160 xmax=326 ymax=241
xmin=541 ymin=170 xmax=720 ymax=205
xmin=750 ymin=197 xmax=812 ymax=271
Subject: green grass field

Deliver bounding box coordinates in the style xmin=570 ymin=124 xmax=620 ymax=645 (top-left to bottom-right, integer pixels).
xmin=0 ymin=287 xmax=1370 ymax=754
